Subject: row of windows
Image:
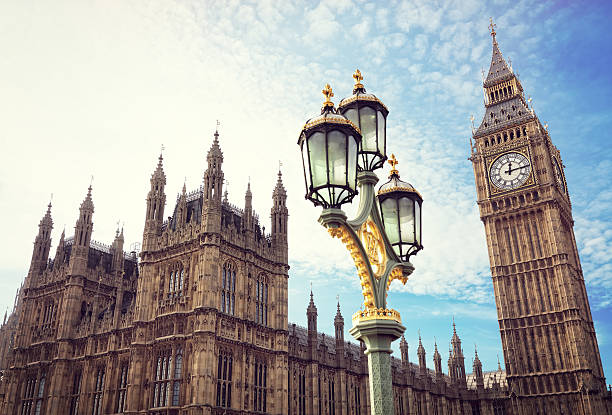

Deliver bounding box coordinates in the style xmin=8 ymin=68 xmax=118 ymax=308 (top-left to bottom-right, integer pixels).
xmin=488 ymin=84 xmax=514 ymax=103
xmin=484 ymin=126 xmax=527 ymax=147
xmin=168 ymin=267 xmax=185 ymax=297
xmin=220 ymin=265 xmax=270 ymax=326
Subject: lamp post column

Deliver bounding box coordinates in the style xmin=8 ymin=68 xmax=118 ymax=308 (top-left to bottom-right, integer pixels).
xmin=350 ymin=318 xmax=405 ymax=415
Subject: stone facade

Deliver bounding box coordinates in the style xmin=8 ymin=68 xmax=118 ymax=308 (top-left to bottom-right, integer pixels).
xmin=0 ymin=129 xmax=511 ymax=415
xmin=469 ymin=24 xmax=612 ymax=414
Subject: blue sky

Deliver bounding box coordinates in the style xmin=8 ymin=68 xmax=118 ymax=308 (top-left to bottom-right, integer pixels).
xmin=1 ymin=0 xmax=611 ymax=380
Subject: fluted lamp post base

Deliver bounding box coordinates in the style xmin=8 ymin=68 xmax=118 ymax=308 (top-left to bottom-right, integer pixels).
xmin=350 ymin=316 xmax=405 ymax=415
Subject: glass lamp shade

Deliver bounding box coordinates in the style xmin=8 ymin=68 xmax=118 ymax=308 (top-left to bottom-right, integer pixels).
xmin=377 ymin=174 xmax=423 ymax=261
xmin=298 ymin=115 xmax=362 ymax=209
xmin=338 ymin=93 xmax=389 ymax=172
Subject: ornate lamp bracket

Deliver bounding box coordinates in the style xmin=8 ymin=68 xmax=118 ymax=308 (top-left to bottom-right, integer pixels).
xmin=319 ymin=170 xmax=414 ymax=323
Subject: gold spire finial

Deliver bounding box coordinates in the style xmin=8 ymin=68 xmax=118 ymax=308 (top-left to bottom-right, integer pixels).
xmin=489 ymin=17 xmax=497 ymax=38
xmin=322 ymin=83 xmax=334 ymax=108
xmin=388 ymin=153 xmax=399 ymax=177
xmin=353 ymin=69 xmax=364 ymax=89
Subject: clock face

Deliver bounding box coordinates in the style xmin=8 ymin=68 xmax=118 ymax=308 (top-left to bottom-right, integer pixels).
xmin=552 ymin=157 xmax=566 ymax=193
xmin=489 ymin=152 xmax=531 ymax=190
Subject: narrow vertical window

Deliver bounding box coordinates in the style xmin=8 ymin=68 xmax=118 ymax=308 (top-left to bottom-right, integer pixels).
xmin=253 ymin=359 xmax=267 ymax=412
xmin=255 ymin=276 xmax=268 ymax=326
xmin=221 ymin=263 xmax=236 ymax=315
xmin=216 ymin=350 xmax=233 ymax=408
xmin=69 ymin=371 xmax=82 ymax=415
xmin=172 ymin=349 xmax=183 ymax=406
xmin=92 ymin=367 xmax=105 ymax=415
xmin=34 ymin=375 xmax=45 ymax=415
xmin=116 ymin=365 xmax=128 ymax=412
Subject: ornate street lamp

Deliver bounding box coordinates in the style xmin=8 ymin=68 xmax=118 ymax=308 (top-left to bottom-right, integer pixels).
xmin=298 ymin=71 xmax=423 ymax=415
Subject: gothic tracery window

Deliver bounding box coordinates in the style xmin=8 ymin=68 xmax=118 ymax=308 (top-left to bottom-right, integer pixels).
xmin=20 ymin=375 xmax=36 ymax=415
xmin=116 ymin=364 xmax=128 ymax=413
xmin=255 ymin=276 xmax=268 ymax=326
xmin=153 ymin=351 xmax=171 ymax=407
xmin=92 ymin=367 xmax=105 ymax=415
xmin=172 ymin=349 xmax=183 ymax=406
xmin=253 ymin=358 xmax=267 ymax=413
xmin=168 ymin=263 xmax=185 ymax=298
xmin=221 ymin=263 xmax=236 ymax=315
xmin=151 ymin=348 xmax=183 ymax=408
xmin=69 ymin=371 xmax=82 ymax=415
xmin=216 ymin=349 xmax=233 ymax=408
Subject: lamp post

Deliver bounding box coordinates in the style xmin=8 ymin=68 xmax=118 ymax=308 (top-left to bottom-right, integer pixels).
xmin=298 ymin=71 xmax=423 ymax=415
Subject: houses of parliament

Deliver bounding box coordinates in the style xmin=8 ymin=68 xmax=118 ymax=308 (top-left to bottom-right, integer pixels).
xmin=1 ymin=25 xmax=611 ymax=415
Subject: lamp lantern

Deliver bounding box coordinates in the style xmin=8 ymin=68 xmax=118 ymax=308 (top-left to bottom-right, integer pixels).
xmin=298 ymin=84 xmax=362 ymax=209
xmin=338 ymin=69 xmax=389 ymax=172
xmin=377 ymin=154 xmax=423 ymax=262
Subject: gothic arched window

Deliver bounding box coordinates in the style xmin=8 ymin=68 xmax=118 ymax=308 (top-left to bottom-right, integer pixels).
xmin=221 ymin=263 xmax=236 ymax=315
xmin=168 ymin=263 xmax=185 ymax=298
xmin=255 ymin=275 xmax=268 ymax=326
xmin=253 ymin=358 xmax=267 ymax=412
xmin=216 ymin=349 xmax=233 ymax=408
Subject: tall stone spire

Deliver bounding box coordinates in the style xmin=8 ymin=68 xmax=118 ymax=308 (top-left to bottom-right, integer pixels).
xmin=143 ymin=153 xmax=166 ymax=251
xmin=334 ymin=299 xmax=344 ymax=343
xmin=271 ymin=168 xmax=288 ymax=263
xmin=244 ymin=181 xmax=253 ymax=229
xmin=307 ymin=289 xmax=318 ymax=354
xmin=417 ymin=332 xmax=426 ymax=373
xmin=433 ymin=340 xmax=443 ymax=377
xmin=29 ymin=201 xmax=53 ymax=276
xmin=203 ymin=130 xmax=224 ymax=203
xmin=334 ymin=299 xmax=345 ymax=360
xmin=400 ymin=335 xmax=409 ymax=365
xmin=69 ymin=186 xmax=94 ymax=276
xmin=473 ymin=345 xmax=484 ymax=389
xmin=53 ymin=228 xmax=66 ymax=269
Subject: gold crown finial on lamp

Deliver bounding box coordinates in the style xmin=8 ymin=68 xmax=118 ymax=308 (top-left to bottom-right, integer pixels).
xmin=353 ymin=69 xmax=364 ymax=89
xmin=388 ymin=153 xmax=399 ymax=177
xmin=322 ymin=83 xmax=334 ymax=108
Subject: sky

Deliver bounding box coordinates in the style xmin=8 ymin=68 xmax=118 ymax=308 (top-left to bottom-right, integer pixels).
xmin=1 ymin=0 xmax=611 ymax=380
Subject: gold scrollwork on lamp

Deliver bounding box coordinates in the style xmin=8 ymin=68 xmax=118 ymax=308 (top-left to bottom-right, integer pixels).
xmin=328 ymin=225 xmax=375 ymax=309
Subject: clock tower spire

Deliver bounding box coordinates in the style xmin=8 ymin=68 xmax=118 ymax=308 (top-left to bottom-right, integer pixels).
xmin=470 ymin=20 xmax=607 ymax=415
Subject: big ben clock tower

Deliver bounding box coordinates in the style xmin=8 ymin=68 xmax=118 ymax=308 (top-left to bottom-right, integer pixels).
xmin=470 ymin=20 xmax=608 ymax=415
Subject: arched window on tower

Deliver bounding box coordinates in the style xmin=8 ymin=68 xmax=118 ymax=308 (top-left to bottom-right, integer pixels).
xmin=255 ymin=275 xmax=268 ymax=326
xmin=221 ymin=263 xmax=236 ymax=315
xmin=216 ymin=349 xmax=233 ymax=409
xmin=168 ymin=263 xmax=185 ymax=299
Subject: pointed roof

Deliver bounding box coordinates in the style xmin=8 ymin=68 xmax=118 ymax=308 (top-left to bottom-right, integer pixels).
xmin=417 ymin=332 xmax=425 ymax=356
xmin=151 ymin=153 xmax=166 ymax=183
xmin=334 ymin=300 xmax=344 ymax=324
xmin=473 ymin=345 xmax=482 ymax=367
xmin=307 ymin=289 xmax=317 ymax=314
xmin=207 ymin=130 xmax=224 ymax=161
xmin=484 ymin=33 xmax=513 ymax=87
xmin=245 ymin=181 xmax=252 ymax=199
xmin=273 ymin=169 xmax=287 ymax=199
xmin=400 ymin=335 xmax=408 ymax=349
xmin=80 ymin=185 xmax=94 ymax=213
xmin=433 ymin=341 xmax=441 ymax=361
xmin=39 ymin=201 xmax=53 ymax=228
